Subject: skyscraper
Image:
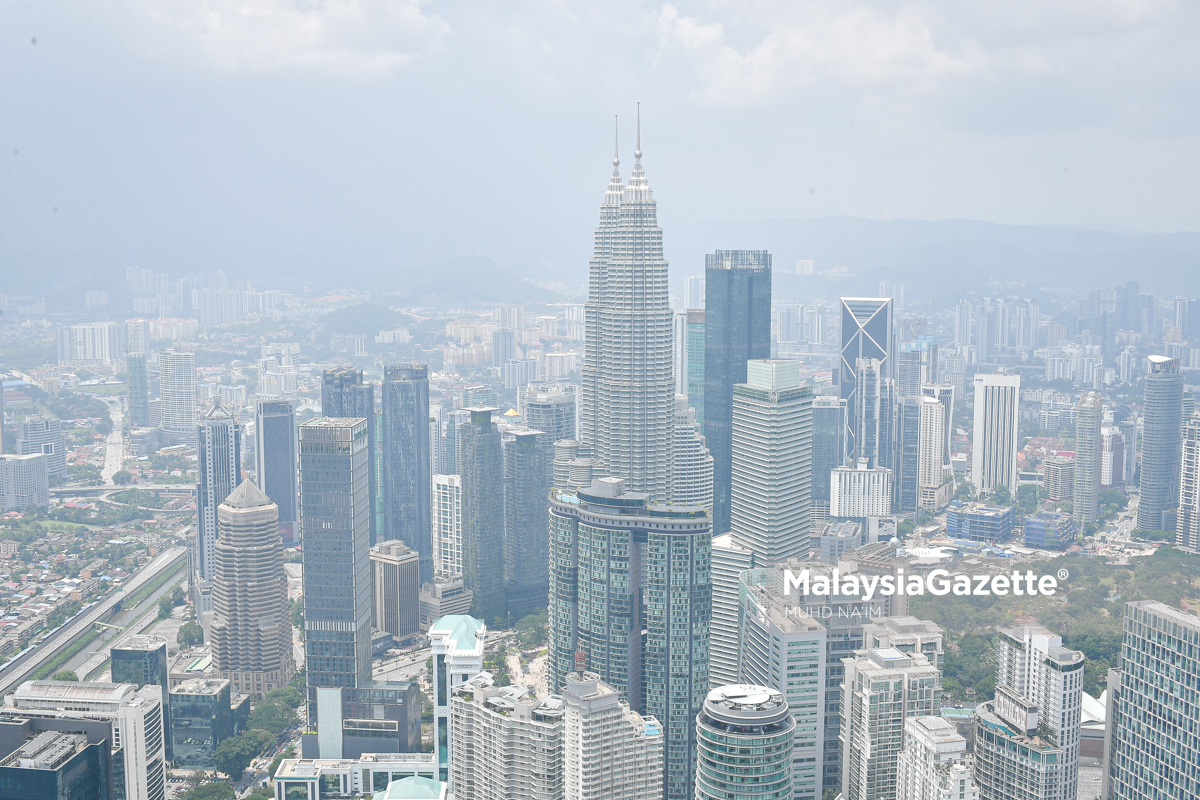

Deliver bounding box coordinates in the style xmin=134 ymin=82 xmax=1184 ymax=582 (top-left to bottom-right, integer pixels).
xmin=15 ymin=417 xmax=66 ymax=479
xmin=1103 ymin=601 xmax=1200 ymax=800
xmin=686 ymin=310 xmax=706 ymax=427
xmin=1136 ymin=355 xmax=1183 ymax=531
xmin=852 ymin=357 xmax=892 ymax=468
xmin=896 ymin=336 xmax=938 ymax=398
xmin=920 ymin=384 xmax=954 ymax=468
xmin=210 ymin=480 xmax=295 ymax=696
xmin=523 ymin=390 xmax=576 ymax=445
xmin=895 ymin=398 xmax=921 ymax=513
xmin=730 ymin=360 xmax=813 ymax=564
xmin=703 ymin=249 xmax=772 ymax=534
xmin=128 ymin=354 xmax=150 ymax=428
xmin=381 ymin=364 xmax=433 ymax=582
xmin=159 ymin=348 xmax=197 ymax=445
xmin=460 ymin=408 xmax=505 ymax=623
xmin=971 ymin=373 xmax=1021 ymax=495
xmin=1073 ymin=391 xmax=1103 ymax=528
xmin=673 ymin=308 xmax=688 ymax=397
xmin=548 ymin=477 xmax=710 ymax=800
xmin=322 ymin=368 xmax=377 ymax=544
xmin=839 ymin=297 xmax=894 ymax=456
xmin=897 ymin=717 xmax=980 ymax=800
xmin=255 ymin=399 xmax=298 ymax=546
xmin=694 ymin=685 xmax=794 ymax=800
xmin=811 ymin=395 xmax=847 ymax=524
xmin=708 ymin=533 xmax=754 ymax=688
xmin=432 ymin=474 xmax=463 ymax=577
xmin=491 ymin=329 xmax=518 ymax=368
xmin=371 ymin=540 xmax=421 ymax=647
xmin=1176 ymin=410 xmax=1200 ymax=553
xmin=111 ymin=635 xmax=172 ymax=762
xmin=668 ymin=397 xmax=713 ymax=511
xmin=684 ymin=275 xmax=705 ymax=310
xmin=503 ymin=428 xmax=550 ymax=617
xmin=580 ymin=117 xmax=675 ymax=502
xmin=918 ymin=395 xmax=948 ymax=512
xmin=299 ymin=417 xmax=373 ymax=723
xmin=193 ymin=401 xmax=241 ymax=614
xmin=973 ymin=626 xmax=1083 ymax=800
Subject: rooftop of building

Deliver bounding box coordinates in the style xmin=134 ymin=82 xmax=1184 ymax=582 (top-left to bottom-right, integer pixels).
xmin=429 ymin=614 xmax=484 ymax=652
xmin=706 ymin=685 xmax=786 ymax=714
xmin=114 ymin=634 xmax=168 ymax=652
xmin=170 ymin=678 xmax=229 ymax=697
xmin=221 ymin=479 xmax=273 ymax=510
xmin=15 ymin=680 xmax=133 ymax=705
xmin=372 ymin=776 xmax=445 ymax=800
xmin=907 ymin=715 xmax=963 ymax=744
xmin=0 ymin=731 xmax=89 ymax=771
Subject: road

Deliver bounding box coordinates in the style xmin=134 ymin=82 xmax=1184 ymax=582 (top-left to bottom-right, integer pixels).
xmin=0 ymin=546 xmax=188 ymax=697
xmin=373 ymin=648 xmax=431 ymax=683
xmin=99 ymin=396 xmax=125 ymax=484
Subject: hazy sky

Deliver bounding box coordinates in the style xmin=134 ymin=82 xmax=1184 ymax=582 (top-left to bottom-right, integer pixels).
xmin=3 ymin=0 xmax=1199 ymax=289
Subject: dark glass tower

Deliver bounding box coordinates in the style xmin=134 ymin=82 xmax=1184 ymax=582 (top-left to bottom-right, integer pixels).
xmin=194 ymin=401 xmax=241 ymax=615
xmin=895 ymin=397 xmax=921 ymax=513
xmin=299 ymin=417 xmax=373 ymax=725
xmin=255 ymin=399 xmax=298 ymax=546
xmin=381 ymin=364 xmax=432 ymax=583
xmin=460 ymin=408 xmax=505 ymax=623
xmin=703 ymin=250 xmax=772 ymax=534
xmin=503 ymin=429 xmax=550 ymax=617
xmin=811 ymin=396 xmax=847 ymax=525
xmin=127 ymin=354 xmax=150 ymax=428
xmin=1137 ymin=356 xmax=1183 ymax=531
xmin=839 ymin=298 xmax=894 ymax=458
xmin=111 ymin=634 xmax=172 ymax=762
xmin=322 ymin=368 xmax=377 ymax=544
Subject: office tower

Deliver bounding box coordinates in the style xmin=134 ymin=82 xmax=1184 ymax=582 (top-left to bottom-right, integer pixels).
xmin=829 ymin=461 xmax=892 ymax=518
xmin=254 ymin=399 xmax=298 ymax=545
xmin=0 ymin=454 xmax=49 ymax=511
xmin=918 ymin=395 xmax=948 ymax=512
xmin=1177 ymin=411 xmax=1200 ymax=553
xmin=1042 ymin=456 xmax=1075 ymax=501
xmin=112 ymin=635 xmax=172 ymax=762
xmin=210 ymin=480 xmax=295 ymax=696
xmin=668 ymin=397 xmax=713 ymax=510
xmin=0 ymin=729 xmax=108 ymax=798
xmin=695 ymin=685 xmax=795 ymax=800
xmin=1103 ymin=601 xmax=1200 ymax=800
xmin=920 ymin=384 xmax=954 ymax=467
xmin=322 ymin=367 xmax=378 ymax=544
xmin=840 ymin=297 xmax=893 ymax=447
xmin=562 ymin=667 xmax=664 ymax=800
xmin=775 ymin=304 xmax=803 ymax=344
xmin=503 ymin=428 xmax=551 ymax=616
xmin=673 ymin=308 xmax=688 ymax=396
xmin=896 ymin=716 xmax=980 ymax=800
xmin=851 ymin=358 xmax=895 ymax=470
xmin=450 ymin=676 xmax=564 ymax=800
xmin=524 ymin=390 xmax=576 ymax=445
xmin=685 ymin=275 xmax=705 ymax=309
xmin=381 ymin=364 xmax=432 ymax=581
xmin=459 ymin=408 xmax=505 ymax=622
xmin=815 ymin=520 xmax=864 ymax=564
xmin=441 ymin=408 xmax=470 ymax=475
xmin=299 ymin=417 xmax=373 ymax=724
xmin=896 ymin=337 xmax=938 ymax=398
xmin=971 ymin=373 xmax=1021 ymax=495
xmin=704 ymin=249 xmax=772 ymax=534
xmin=128 ymin=354 xmax=151 ymax=428
xmin=895 ymin=398 xmax=921 ymax=513
xmin=1100 ymin=426 xmax=1126 ymax=489
xmin=709 ymin=533 xmax=754 ymax=687
xmin=432 ymin=474 xmax=463 ymax=577
xmin=811 ymin=396 xmax=847 ymax=524
xmin=461 ymin=385 xmax=499 ymax=408
xmin=738 ymin=590 xmax=827 ymax=799
xmin=158 ymin=348 xmax=197 ymax=444
xmin=730 ymin=360 xmax=813 ymax=563
xmin=15 ymin=416 xmax=65 ymax=479
xmin=686 ymin=310 xmax=707 ymax=425
xmin=1073 ymin=391 xmax=1103 ymax=528
xmin=430 ymin=614 xmax=487 ymax=782
xmin=548 ymin=476 xmax=711 ymax=800
xmin=973 ymin=627 xmax=1083 ymax=800
xmin=580 ymin=124 xmax=675 ymax=502
xmin=839 ymin=648 xmax=941 ymax=800
xmin=491 ymin=328 xmax=518 ymax=368
xmin=169 ymin=678 xmax=234 ymax=769
xmin=55 ymin=321 xmax=124 ymax=366
xmin=371 ymin=540 xmax=421 ymax=646
xmin=8 ymin=681 xmax=167 ymax=800
xmin=193 ymin=401 xmax=241 ymax=614
xmin=1137 ymin=355 xmax=1183 ymax=531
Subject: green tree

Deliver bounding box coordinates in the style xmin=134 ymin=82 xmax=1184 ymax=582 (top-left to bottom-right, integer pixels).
xmin=113 ymin=470 xmax=133 ymax=486
xmin=290 ymin=598 xmax=303 ymax=628
xmin=213 ymin=730 xmax=270 ymax=780
xmin=181 ymin=783 xmax=236 ymax=800
xmin=991 ymin=485 xmax=1012 ymax=506
xmin=1017 ymin=484 xmax=1041 ymax=513
xmin=247 ymin=700 xmax=297 ymax=735
xmin=171 ymin=586 xmax=186 ymax=606
xmin=954 ymin=481 xmax=975 ymax=501
xmin=158 ymin=596 xmax=174 ymax=620
xmin=178 ymin=620 xmax=205 ymax=647
xmin=52 ymin=670 xmax=79 ymax=681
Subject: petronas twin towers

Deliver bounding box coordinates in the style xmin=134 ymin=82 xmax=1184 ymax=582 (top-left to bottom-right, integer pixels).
xmin=581 ymin=115 xmax=680 ymax=501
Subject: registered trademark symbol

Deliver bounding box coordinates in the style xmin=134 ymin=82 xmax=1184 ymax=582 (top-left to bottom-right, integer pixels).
xmin=1057 ymin=569 xmax=1069 ymax=580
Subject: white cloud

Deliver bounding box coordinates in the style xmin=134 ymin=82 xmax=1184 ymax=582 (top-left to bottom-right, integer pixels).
xmin=119 ymin=0 xmax=450 ymax=77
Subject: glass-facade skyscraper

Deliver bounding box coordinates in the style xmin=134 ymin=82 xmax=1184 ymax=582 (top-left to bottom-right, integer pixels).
xmin=381 ymin=364 xmax=433 ymax=582
xmin=299 ymin=417 xmax=373 ymax=726
xmin=193 ymin=401 xmax=241 ymax=615
xmin=703 ymin=249 xmax=772 ymax=536
xmin=811 ymin=396 xmax=847 ymax=525
xmin=111 ymin=634 xmax=172 ymax=762
xmin=128 ymin=354 xmax=150 ymax=428
xmin=502 ymin=428 xmax=550 ymax=618
xmin=460 ymin=408 xmax=505 ymax=623
xmin=1136 ymin=355 xmax=1183 ymax=532
xmin=254 ymin=398 xmax=298 ymax=545
xmin=838 ymin=297 xmax=893 ymax=458
xmin=322 ymin=368 xmax=377 ymax=544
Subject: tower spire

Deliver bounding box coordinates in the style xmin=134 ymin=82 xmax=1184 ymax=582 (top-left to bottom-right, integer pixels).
xmin=635 ymin=102 xmax=642 ymax=162
xmin=613 ymin=115 xmax=620 ymax=173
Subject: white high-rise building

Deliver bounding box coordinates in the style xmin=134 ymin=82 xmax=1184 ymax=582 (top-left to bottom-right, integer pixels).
xmin=829 ymin=460 xmax=892 ymax=518
xmin=918 ymin=395 xmax=949 ymax=512
xmin=731 ymin=359 xmax=813 ymax=563
xmin=839 ymin=648 xmax=942 ymax=800
xmin=432 ymin=474 xmax=464 ymax=576
xmin=0 ymin=453 xmax=49 ymax=511
xmin=1177 ymin=410 xmax=1200 ymax=553
xmin=12 ymin=680 xmax=167 ymax=800
xmin=580 ymin=119 xmax=675 ymax=501
xmin=973 ymin=626 xmax=1083 ymax=800
xmin=971 ymin=374 xmax=1021 ymax=494
xmin=897 ymin=716 xmax=980 ymax=800
xmin=668 ymin=397 xmax=713 ymax=510
xmin=56 ymin=321 xmax=124 ymax=366
xmin=1073 ymin=391 xmax=1103 ymax=527
xmin=429 ymin=615 xmax=487 ymax=784
xmin=159 ymin=348 xmax=198 ymax=445
xmin=562 ymin=667 xmax=663 ymax=800
xmin=684 ymin=275 xmax=705 ymax=310
xmin=450 ymin=675 xmax=564 ymax=800
xmin=708 ymin=533 xmax=753 ymax=688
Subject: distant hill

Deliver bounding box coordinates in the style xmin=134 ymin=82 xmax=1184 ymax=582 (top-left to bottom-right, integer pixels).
xmin=377 ymin=256 xmax=565 ymax=307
